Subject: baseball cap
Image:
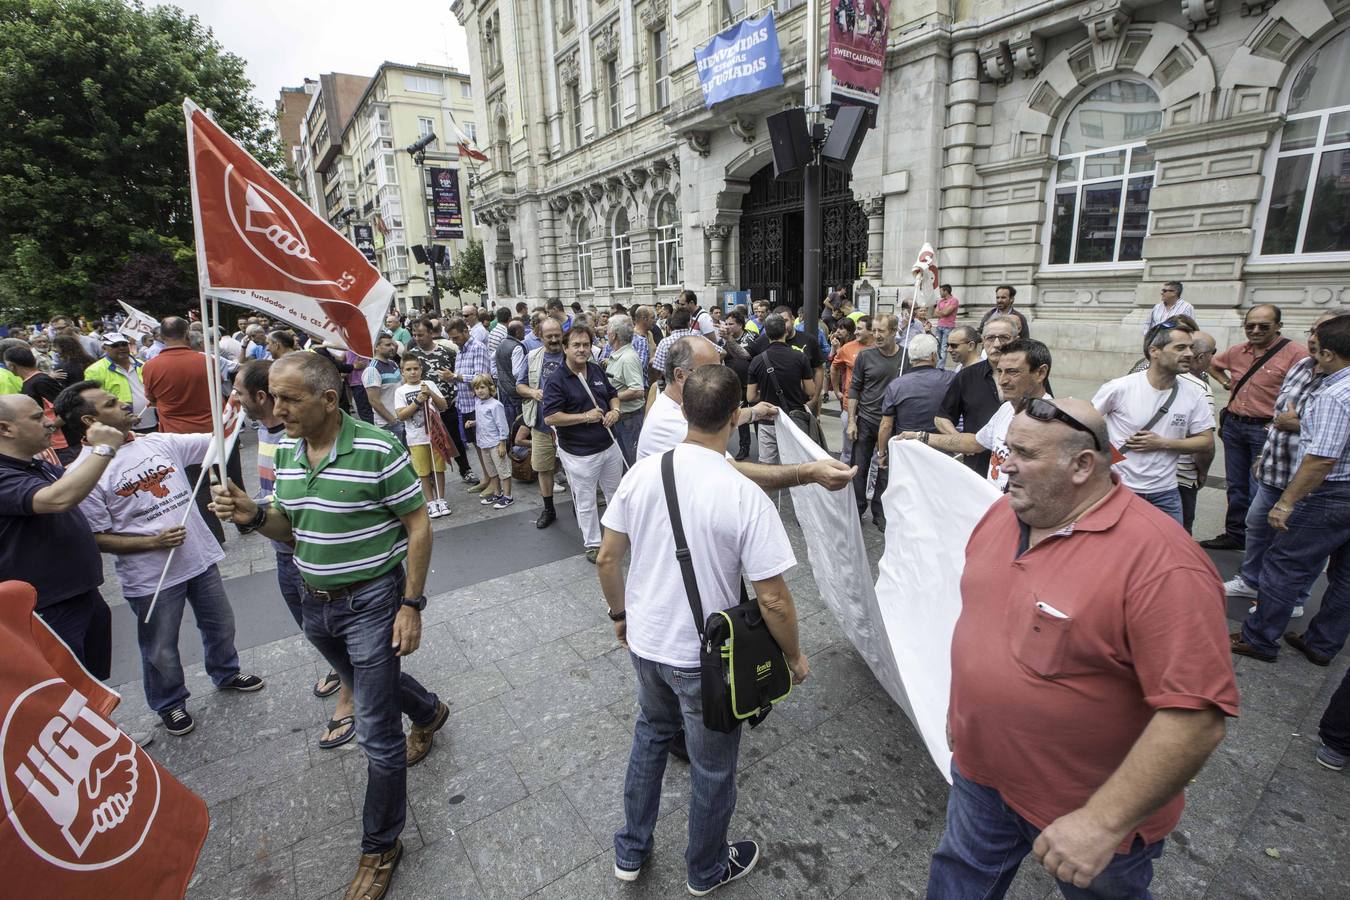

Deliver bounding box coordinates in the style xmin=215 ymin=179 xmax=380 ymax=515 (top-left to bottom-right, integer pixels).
xmin=101 ymin=332 xmax=131 ymax=345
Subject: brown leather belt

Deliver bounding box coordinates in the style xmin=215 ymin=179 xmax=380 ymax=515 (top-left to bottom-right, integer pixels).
xmin=301 ymin=572 xmax=391 ymax=603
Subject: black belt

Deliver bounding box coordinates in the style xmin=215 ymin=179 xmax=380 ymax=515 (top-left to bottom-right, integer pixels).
xmin=302 ymin=572 xmax=392 ymax=603
xmin=1225 ymin=411 xmax=1272 ymax=426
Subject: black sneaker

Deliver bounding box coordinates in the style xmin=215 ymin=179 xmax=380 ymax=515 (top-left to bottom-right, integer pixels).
xmin=161 ymin=707 xmax=195 ymax=736
xmin=461 ymin=471 xmax=480 ymax=485
xmin=219 ymin=673 xmax=265 ymax=692
xmin=536 ymin=507 xmax=557 ymax=529
xmin=688 ymin=840 xmax=760 ymax=896
xmin=1199 ymin=533 xmax=1244 ymax=550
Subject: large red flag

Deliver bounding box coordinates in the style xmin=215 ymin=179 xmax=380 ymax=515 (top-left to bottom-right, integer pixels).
xmin=0 ymin=582 xmax=208 ymax=899
xmin=184 ymin=98 xmax=392 ymax=357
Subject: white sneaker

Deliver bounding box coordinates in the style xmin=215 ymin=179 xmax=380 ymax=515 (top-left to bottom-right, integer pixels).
xmin=1247 ymin=602 xmax=1305 ymax=618
xmin=1224 ymin=576 xmax=1257 ymax=600
xmin=428 ymin=500 xmax=447 ymax=519
xmin=437 ymin=499 xmax=452 ymax=518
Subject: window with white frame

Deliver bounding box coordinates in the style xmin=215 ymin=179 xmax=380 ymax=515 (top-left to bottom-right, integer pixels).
xmin=379 ymin=151 xmax=398 ymax=187
xmin=1257 ymin=28 xmax=1350 ymax=258
xmin=464 ymin=122 xmax=478 ymax=143
xmin=611 ymin=208 xmax=632 ymax=289
xmin=606 ymin=59 xmax=621 ymax=131
xmin=575 ymin=218 xmax=593 ymax=290
xmin=417 ymin=117 xmax=437 ymax=149
xmin=1046 ymin=80 xmax=1161 ymax=267
xmin=569 ymin=83 xmax=583 ymax=148
xmin=404 ymin=74 xmax=441 ymax=95
xmin=386 ymin=243 xmax=410 ymax=284
xmin=460 ymin=81 xmax=473 ymax=99
xmin=654 ymin=196 xmax=680 ymax=285
xmin=652 ymin=28 xmax=670 ymax=111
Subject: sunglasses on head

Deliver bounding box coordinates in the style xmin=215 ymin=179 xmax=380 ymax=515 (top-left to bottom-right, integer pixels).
xmin=1017 ymin=397 xmax=1102 ymax=452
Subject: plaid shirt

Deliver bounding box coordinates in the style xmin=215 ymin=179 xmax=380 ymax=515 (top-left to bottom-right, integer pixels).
xmin=1296 ymin=365 xmax=1350 ymax=482
xmin=454 ymin=336 xmax=491 ymax=413
xmin=650 ymin=328 xmax=699 ymax=380
xmin=1256 ymin=356 xmax=1321 ymax=488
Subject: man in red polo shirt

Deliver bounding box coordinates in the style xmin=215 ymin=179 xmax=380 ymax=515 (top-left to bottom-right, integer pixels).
xmin=142 ymin=316 xmax=242 ymax=543
xmin=1200 ymin=303 xmax=1308 ymax=550
xmin=928 ymin=397 xmax=1238 ymax=899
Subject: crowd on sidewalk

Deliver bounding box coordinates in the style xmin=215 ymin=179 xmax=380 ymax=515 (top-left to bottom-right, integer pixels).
xmin=2 ymin=283 xmax=1348 ymax=900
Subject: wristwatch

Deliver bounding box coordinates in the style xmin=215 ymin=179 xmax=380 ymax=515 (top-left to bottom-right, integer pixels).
xmin=91 ymin=444 xmax=117 ymax=458
xmin=607 ymin=608 xmax=626 ymax=622
xmin=401 ymin=594 xmax=428 ymax=611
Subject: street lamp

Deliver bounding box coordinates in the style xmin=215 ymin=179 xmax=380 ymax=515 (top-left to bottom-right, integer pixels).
xmin=406 ymin=132 xmax=441 ymax=313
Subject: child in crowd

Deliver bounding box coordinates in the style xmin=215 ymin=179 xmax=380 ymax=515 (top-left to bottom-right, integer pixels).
xmin=394 ymin=357 xmax=451 ymax=518
xmin=471 ymin=373 xmax=513 ymax=509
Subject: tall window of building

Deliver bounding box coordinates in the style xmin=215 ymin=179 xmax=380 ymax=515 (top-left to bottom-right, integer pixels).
xmin=723 ymin=0 xmax=746 ymax=21
xmin=569 ymin=83 xmax=583 ymax=148
xmin=460 ymin=82 xmax=473 ymax=99
xmin=1046 ymin=80 xmax=1161 ymax=267
xmin=514 ymin=259 xmax=527 ymax=296
xmin=417 ymin=117 xmax=437 ymax=149
xmin=379 ymin=151 xmax=398 ymax=186
xmin=1257 ymin=28 xmax=1350 ymax=258
xmin=386 ymin=243 xmax=410 ymax=284
xmin=464 ymin=122 xmax=478 ymax=143
xmin=611 ymin=208 xmax=632 ymax=289
xmin=575 ymin=218 xmax=593 ymax=290
xmin=654 ymin=196 xmax=680 ymax=285
xmin=652 ymin=28 xmax=670 ymax=111
xmin=606 ymin=59 xmax=621 ymax=131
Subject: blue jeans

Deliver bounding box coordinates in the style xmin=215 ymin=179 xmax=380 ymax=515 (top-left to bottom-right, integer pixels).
xmin=1220 ymin=416 xmax=1268 ymax=540
xmin=615 ymin=653 xmax=742 ymax=892
xmin=935 ymin=326 xmax=953 ymax=369
xmin=300 ymin=567 xmax=440 ymax=853
xmin=123 ymin=564 xmax=241 ymax=714
xmin=1137 ymin=488 xmax=1182 ymax=526
xmin=927 ymin=766 xmax=1164 ymax=899
xmin=1242 ymin=481 xmax=1350 ymax=658
xmin=1239 ymin=481 xmax=1313 ymax=606
xmin=275 ymin=549 xmax=304 ymax=628
xmin=1320 ymin=666 xmax=1350 ymax=756
xmin=613 ymin=410 xmax=644 ymax=466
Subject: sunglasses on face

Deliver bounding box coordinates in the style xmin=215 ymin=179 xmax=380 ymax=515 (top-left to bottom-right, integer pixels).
xmin=1017 ymin=397 xmax=1103 ymax=453
xmin=1244 ymin=322 xmax=1275 ymax=332
xmin=947 ymin=342 xmax=969 ymax=350
xmin=982 ymin=334 xmax=1013 ymax=345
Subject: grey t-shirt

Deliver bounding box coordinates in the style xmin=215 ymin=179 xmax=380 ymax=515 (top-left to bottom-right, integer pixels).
xmin=849 ymin=346 xmax=909 ymax=426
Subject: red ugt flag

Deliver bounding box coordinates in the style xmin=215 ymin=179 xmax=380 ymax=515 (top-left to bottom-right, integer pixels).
xmin=185 ymin=98 xmax=392 ymax=357
xmin=0 ymin=581 xmax=208 ymax=899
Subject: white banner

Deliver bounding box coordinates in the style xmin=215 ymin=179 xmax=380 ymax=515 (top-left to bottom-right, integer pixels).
xmin=776 ymin=414 xmax=1000 ymax=782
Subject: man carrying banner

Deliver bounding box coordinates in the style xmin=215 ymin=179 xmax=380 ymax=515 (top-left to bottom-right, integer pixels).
xmin=210 ymin=351 xmax=447 ymax=900
xmin=55 ymin=382 xmax=263 ymax=737
xmin=927 ymin=398 xmax=1237 ymax=899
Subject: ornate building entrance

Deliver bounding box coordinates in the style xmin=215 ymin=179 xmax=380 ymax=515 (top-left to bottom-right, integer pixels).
xmin=738 ymin=163 xmax=869 ymax=310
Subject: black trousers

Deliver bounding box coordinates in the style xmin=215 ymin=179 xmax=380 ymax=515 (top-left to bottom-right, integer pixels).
xmin=350 ymin=383 xmax=374 ymax=423
xmin=440 ymin=407 xmax=473 ymax=476
xmin=188 ymin=442 xmax=244 ymax=545
xmin=850 ymin=417 xmax=886 ymax=520
xmin=1321 ymin=666 xmax=1350 ymax=756
xmin=36 ymin=589 xmax=112 ymax=680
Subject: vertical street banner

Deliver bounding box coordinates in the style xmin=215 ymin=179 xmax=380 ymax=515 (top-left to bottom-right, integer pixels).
xmin=827 ymin=0 xmax=891 ymax=112
xmin=429 ymin=168 xmax=464 ymax=240
xmin=694 ymin=13 xmax=784 ymax=108
xmin=184 ymin=98 xmax=391 ymax=357
xmin=352 ymin=224 xmax=377 ymax=265
xmin=0 ymin=580 xmax=208 ymax=899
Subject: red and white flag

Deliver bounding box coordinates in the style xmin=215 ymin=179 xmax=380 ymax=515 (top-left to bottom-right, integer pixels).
xmin=0 ymin=581 xmax=209 ymax=899
xmin=116 ymin=301 xmax=158 ymax=340
xmin=457 ymin=142 xmax=488 ymax=163
xmin=910 ymin=243 xmax=940 ymax=293
xmin=184 ymin=98 xmax=391 ymax=357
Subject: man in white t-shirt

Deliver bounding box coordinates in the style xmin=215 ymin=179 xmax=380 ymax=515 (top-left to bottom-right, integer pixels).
xmin=61 ymin=383 xmax=262 ymax=737
xmin=896 ymin=338 xmax=1052 ymax=490
xmin=678 ymin=289 xmax=718 ymax=337
xmin=636 ymin=336 xmax=854 ymax=492
xmin=1093 ymin=323 xmax=1215 ymax=525
xmin=597 ymin=364 xmax=809 ymax=895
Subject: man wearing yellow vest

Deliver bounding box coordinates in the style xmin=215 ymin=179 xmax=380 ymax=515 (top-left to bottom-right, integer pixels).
xmin=84 ymin=333 xmax=157 ymax=432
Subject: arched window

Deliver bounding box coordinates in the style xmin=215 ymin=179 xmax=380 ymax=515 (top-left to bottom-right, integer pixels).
xmin=1046 ymin=80 xmax=1162 ymax=267
xmin=654 ymin=196 xmax=681 ymax=286
xmin=611 ymin=208 xmax=633 ymax=289
xmin=575 ymin=218 xmax=593 ymax=291
xmin=1257 ymin=28 xmax=1350 ymax=258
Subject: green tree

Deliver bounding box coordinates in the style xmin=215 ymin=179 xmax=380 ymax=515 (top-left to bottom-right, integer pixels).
xmin=446 ymin=237 xmax=487 ymax=297
xmin=0 ymin=0 xmax=281 ymax=321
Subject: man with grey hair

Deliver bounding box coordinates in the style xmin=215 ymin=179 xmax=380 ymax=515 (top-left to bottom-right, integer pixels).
xmin=875 ymin=334 xmax=955 ymax=503
xmin=1145 ymin=281 xmax=1194 ymax=331
xmin=605 ymin=315 xmax=646 ymax=464
xmin=848 ymin=313 xmax=908 ymax=527
xmin=244 ymin=323 xmax=270 ymax=360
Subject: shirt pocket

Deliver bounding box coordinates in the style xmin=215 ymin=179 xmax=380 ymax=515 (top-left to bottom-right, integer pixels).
xmin=1010 ymin=595 xmax=1075 ymax=680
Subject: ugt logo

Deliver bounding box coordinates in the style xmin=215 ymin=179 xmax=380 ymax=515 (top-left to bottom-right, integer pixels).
xmin=1 ymin=681 xmax=160 ymax=870
xmin=223 ymin=164 xmax=357 ymax=292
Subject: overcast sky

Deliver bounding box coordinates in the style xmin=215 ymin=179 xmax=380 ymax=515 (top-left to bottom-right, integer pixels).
xmin=170 ymin=0 xmax=472 ymax=110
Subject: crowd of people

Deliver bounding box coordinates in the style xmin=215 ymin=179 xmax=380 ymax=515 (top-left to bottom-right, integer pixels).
xmin=2 ymin=280 xmax=1348 ymax=899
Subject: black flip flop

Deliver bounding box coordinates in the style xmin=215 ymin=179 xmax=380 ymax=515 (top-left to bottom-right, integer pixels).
xmin=318 ymin=715 xmax=356 ymax=750
xmin=312 ymin=671 xmax=341 ymax=699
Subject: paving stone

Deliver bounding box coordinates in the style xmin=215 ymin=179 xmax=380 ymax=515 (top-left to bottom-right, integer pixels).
xmin=412 ymin=660 xmax=512 ymax=710
xmin=508 ymin=708 xmax=632 ymax=793
xmin=458 ymin=785 xmax=602 ymax=900
xmin=179 ymin=731 xmax=312 ymax=807
xmin=496 ymin=638 xmax=587 ymax=689
xmin=228 ymin=756 xmax=356 ymax=866
xmin=388 ymin=834 xmax=485 ymax=899
xmin=452 ymin=606 xmax=541 ymax=665
xmin=795 ymin=607 xmax=849 ymax=655
xmin=243 ymin=633 xmax=325 ymax=678
xmin=290 ymin=815 xmax=427 ymax=899
xmin=556 ymin=748 xmax=690 ymax=848
xmin=563 ymin=622 xmax=623 ymax=660
xmin=188 ymin=803 xmax=234 ymax=889
xmin=772 ymin=642 xmax=884 ymax=733
xmin=511 ymin=588 xmax=608 ymax=644
xmin=502 ymin=657 xmax=632 ymax=740
xmin=400 ymin=620 xmax=474 ymax=681
xmin=440 ymin=696 xmax=530 ymax=768
xmin=410 ymin=752 xmax=529 ymax=835
xmin=188 ymin=845 xmax=296 ymax=900
xmin=833 ymin=844 xmax=930 ymax=899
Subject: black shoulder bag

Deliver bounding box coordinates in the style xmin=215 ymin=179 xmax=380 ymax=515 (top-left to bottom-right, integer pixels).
xmin=762 ymin=354 xmax=828 ymax=452
xmin=1220 ymin=337 xmax=1289 ymax=426
xmin=660 ymin=450 xmax=793 ymax=732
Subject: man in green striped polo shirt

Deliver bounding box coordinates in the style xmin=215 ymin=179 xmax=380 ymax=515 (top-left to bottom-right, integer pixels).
xmin=211 ymin=351 xmax=446 ymax=900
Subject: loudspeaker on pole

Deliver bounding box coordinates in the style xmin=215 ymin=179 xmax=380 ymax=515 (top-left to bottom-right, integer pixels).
xmin=821 ymin=105 xmax=869 ymax=173
xmin=766 ymin=108 xmax=811 ymax=180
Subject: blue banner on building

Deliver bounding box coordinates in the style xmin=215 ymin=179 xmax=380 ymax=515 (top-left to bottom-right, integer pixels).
xmin=694 ymin=13 xmax=785 ymax=108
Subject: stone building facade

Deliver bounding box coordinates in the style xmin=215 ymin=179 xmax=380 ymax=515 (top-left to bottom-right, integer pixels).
xmin=453 ymin=0 xmax=1349 ymax=378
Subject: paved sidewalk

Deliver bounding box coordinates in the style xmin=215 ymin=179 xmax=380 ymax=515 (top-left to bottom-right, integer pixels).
xmin=108 ymin=490 xmax=1350 ymax=899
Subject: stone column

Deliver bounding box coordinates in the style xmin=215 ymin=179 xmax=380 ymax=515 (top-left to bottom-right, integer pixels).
xmin=705 ymin=224 xmax=730 ymax=290
xmin=542 ymin=198 xmax=568 ymax=301
xmin=939 ymin=42 xmax=980 ymax=295
xmin=862 ymin=196 xmax=885 ymax=279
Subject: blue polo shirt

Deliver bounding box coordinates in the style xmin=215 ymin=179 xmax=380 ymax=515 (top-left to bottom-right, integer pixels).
xmin=0 ymin=453 xmax=104 ymax=608
xmin=541 ymin=361 xmax=618 ymax=457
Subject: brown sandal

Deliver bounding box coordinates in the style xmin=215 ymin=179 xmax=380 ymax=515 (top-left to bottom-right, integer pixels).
xmin=343 ymin=839 xmax=402 ymax=900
